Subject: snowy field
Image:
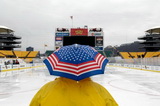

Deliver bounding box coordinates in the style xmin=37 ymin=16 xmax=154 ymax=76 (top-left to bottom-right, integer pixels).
xmin=0 ymin=66 xmax=160 ymax=106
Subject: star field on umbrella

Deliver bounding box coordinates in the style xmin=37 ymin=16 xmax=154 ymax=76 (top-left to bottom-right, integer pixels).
xmin=54 ymin=44 xmax=97 ymax=64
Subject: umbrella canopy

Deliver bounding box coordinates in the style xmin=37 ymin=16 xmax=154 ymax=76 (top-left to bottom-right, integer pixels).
xmin=43 ymin=44 xmax=108 ymax=81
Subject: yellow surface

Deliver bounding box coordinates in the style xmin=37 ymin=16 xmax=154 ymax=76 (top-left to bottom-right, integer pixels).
xmin=0 ymin=50 xmax=13 ymax=57
xmin=0 ymin=53 xmax=5 ymax=56
xmin=129 ymin=52 xmax=138 ymax=58
xmin=119 ymin=52 xmax=131 ymax=59
xmin=147 ymin=52 xmax=160 ymax=57
xmin=24 ymin=58 xmax=33 ymax=63
xmin=120 ymin=52 xmax=160 ymax=59
xmin=14 ymin=51 xmax=29 ymax=57
xmin=1 ymin=50 xmax=13 ymax=55
xmin=0 ymin=50 xmax=38 ymax=58
xmin=30 ymin=77 xmax=118 ymax=106
xmin=27 ymin=51 xmax=39 ymax=57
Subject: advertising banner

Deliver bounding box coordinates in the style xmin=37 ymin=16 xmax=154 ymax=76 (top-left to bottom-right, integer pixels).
xmin=95 ymin=36 xmax=103 ymax=46
xmin=70 ymin=28 xmax=88 ymax=36
xmin=55 ymin=37 xmax=63 ymax=41
xmin=56 ymin=28 xmax=69 ymax=32
xmin=88 ymin=32 xmax=103 ymax=36
xmin=55 ymin=41 xmax=63 ymax=46
xmin=55 ymin=33 xmax=69 ymax=37
xmin=94 ymin=47 xmax=103 ymax=51
xmin=1 ymin=65 xmax=12 ymax=70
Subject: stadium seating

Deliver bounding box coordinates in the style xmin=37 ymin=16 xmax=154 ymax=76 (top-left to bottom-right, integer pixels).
xmin=119 ymin=52 xmax=132 ymax=59
xmin=119 ymin=52 xmax=160 ymax=59
xmin=0 ymin=50 xmax=39 ymax=59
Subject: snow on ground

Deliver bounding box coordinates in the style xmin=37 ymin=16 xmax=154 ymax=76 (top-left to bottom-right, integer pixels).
xmin=0 ymin=66 xmax=160 ymax=106
xmin=93 ymin=66 xmax=160 ymax=106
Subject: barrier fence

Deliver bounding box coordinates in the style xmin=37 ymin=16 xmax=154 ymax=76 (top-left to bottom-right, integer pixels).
xmin=108 ymin=57 xmax=160 ymax=71
xmin=0 ymin=58 xmax=45 ymax=72
xmin=1 ymin=57 xmax=160 ymax=72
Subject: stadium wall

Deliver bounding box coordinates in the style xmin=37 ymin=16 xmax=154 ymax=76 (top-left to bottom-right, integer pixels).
xmin=108 ymin=63 xmax=160 ymax=72
xmin=108 ymin=57 xmax=160 ymax=71
xmin=0 ymin=63 xmax=45 ymax=78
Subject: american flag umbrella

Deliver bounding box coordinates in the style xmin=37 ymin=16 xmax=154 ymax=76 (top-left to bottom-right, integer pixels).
xmin=43 ymin=44 xmax=108 ymax=81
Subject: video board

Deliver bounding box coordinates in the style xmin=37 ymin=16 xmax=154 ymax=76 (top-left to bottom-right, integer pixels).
xmin=63 ymin=36 xmax=95 ymax=47
xmin=55 ymin=28 xmax=104 ymax=51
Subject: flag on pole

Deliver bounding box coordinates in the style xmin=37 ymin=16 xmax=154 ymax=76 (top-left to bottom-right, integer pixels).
xmin=70 ymin=16 xmax=73 ymax=19
xmin=70 ymin=16 xmax=73 ymax=28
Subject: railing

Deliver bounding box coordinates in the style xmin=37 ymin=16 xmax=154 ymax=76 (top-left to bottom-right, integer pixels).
xmin=0 ymin=58 xmax=45 ymax=72
xmin=108 ymin=57 xmax=160 ymax=71
xmin=108 ymin=57 xmax=160 ymax=66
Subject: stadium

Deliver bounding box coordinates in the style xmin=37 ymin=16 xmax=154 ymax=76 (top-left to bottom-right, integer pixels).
xmin=0 ymin=25 xmax=160 ymax=106
xmin=0 ymin=26 xmax=40 ymax=71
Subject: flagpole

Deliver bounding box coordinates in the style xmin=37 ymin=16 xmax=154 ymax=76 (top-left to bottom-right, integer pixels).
xmin=72 ymin=19 xmax=73 ymax=28
xmin=44 ymin=44 xmax=47 ymax=54
xmin=71 ymin=16 xmax=73 ymax=28
xmin=44 ymin=44 xmax=46 ymax=54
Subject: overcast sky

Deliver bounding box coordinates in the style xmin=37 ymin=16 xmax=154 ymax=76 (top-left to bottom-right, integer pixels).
xmin=0 ymin=0 xmax=160 ymax=53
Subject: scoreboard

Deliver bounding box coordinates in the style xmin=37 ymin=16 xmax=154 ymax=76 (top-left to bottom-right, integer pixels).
xmin=63 ymin=36 xmax=95 ymax=47
xmin=55 ymin=28 xmax=104 ymax=51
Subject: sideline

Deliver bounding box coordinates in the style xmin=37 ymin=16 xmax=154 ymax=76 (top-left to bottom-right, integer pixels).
xmin=1 ymin=65 xmax=45 ymax=72
xmin=107 ymin=65 xmax=160 ymax=73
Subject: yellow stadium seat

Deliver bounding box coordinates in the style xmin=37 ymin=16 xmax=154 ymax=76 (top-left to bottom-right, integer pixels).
xmin=27 ymin=51 xmax=39 ymax=57
xmin=119 ymin=52 xmax=133 ymax=59
xmin=151 ymin=52 xmax=160 ymax=57
xmin=14 ymin=51 xmax=29 ymax=58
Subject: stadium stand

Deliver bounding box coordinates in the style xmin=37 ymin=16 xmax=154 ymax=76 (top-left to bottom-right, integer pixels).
xmin=103 ymin=51 xmax=113 ymax=57
xmin=14 ymin=51 xmax=29 ymax=58
xmin=98 ymin=51 xmax=106 ymax=56
xmin=146 ymin=52 xmax=160 ymax=57
xmin=120 ymin=52 xmax=160 ymax=59
xmin=0 ymin=50 xmax=39 ymax=59
xmin=0 ymin=50 xmax=14 ymax=57
xmin=119 ymin=52 xmax=132 ymax=59
xmin=45 ymin=50 xmax=54 ymax=56
xmin=27 ymin=51 xmax=39 ymax=57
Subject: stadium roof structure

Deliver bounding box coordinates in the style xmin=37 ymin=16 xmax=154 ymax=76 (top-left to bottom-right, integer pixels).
xmin=0 ymin=25 xmax=21 ymax=50
xmin=146 ymin=27 xmax=160 ymax=34
xmin=0 ymin=25 xmax=14 ymax=33
xmin=138 ymin=27 xmax=160 ymax=51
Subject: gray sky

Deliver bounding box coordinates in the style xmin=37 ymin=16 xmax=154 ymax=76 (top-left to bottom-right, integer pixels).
xmin=0 ymin=0 xmax=160 ymax=53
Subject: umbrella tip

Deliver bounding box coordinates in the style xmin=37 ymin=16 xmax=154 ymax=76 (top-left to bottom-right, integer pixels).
xmin=75 ymin=44 xmax=78 ymax=48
